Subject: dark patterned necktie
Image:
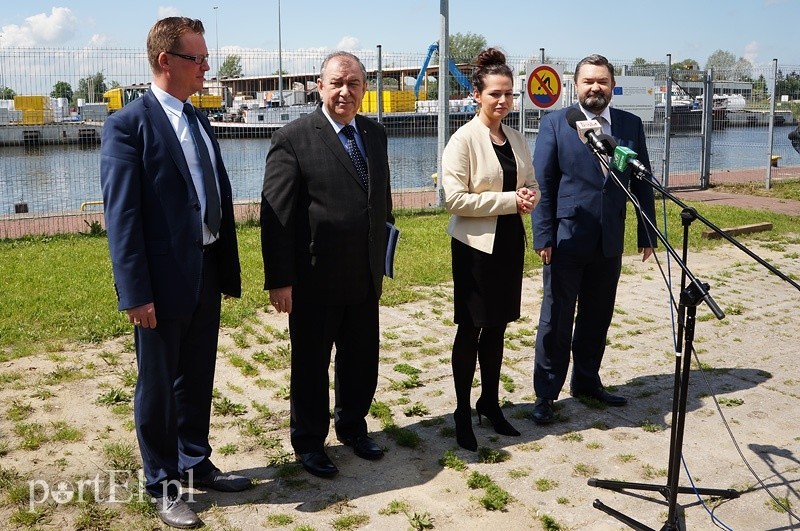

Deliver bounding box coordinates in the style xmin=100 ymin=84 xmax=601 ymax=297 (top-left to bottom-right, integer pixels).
xmin=341 ymin=124 xmax=369 ymax=189
xmin=184 ymin=103 xmax=221 ymax=236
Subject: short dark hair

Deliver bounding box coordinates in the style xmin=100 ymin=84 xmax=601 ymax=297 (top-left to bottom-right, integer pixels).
xmin=574 ymin=54 xmax=615 ymax=84
xmin=471 ymin=47 xmax=513 ymax=93
xmin=147 ymin=17 xmax=205 ymax=73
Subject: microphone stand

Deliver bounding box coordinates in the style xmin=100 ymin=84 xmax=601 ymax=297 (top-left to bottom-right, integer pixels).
xmin=581 ymin=145 xmax=783 ymax=531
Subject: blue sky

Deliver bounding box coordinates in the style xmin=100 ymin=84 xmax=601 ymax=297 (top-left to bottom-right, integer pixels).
xmin=1 ymin=1 xmax=799 ymax=68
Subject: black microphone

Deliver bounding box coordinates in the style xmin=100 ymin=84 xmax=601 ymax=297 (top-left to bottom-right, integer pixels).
xmin=566 ymin=107 xmax=614 ymax=156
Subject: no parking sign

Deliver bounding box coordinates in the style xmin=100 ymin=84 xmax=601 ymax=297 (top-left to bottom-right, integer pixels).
xmin=526 ymin=64 xmax=564 ymax=110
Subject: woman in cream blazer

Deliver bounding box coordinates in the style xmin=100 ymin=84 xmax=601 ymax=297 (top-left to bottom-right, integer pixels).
xmin=441 ymin=48 xmax=539 ymax=451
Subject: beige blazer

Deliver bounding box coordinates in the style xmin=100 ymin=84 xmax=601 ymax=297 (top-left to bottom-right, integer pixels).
xmin=442 ymin=115 xmax=538 ymax=254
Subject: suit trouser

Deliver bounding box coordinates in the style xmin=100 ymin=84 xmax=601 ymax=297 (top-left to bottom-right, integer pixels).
xmin=288 ymin=285 xmax=380 ymax=454
xmin=533 ymin=247 xmax=622 ymax=400
xmin=133 ymin=251 xmax=221 ymax=498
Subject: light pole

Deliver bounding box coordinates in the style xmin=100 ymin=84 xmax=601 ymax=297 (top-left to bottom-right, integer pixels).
xmin=277 ymin=0 xmax=284 ymax=106
xmin=213 ymin=6 xmax=219 ymax=77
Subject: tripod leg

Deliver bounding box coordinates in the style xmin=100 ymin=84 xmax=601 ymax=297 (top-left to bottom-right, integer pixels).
xmin=593 ymin=499 xmax=657 ymax=531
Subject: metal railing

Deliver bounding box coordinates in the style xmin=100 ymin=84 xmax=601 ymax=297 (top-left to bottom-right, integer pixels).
xmin=1 ymin=47 xmax=798 ymax=238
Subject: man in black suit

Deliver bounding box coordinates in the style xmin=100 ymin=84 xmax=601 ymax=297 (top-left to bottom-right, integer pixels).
xmin=261 ymin=51 xmax=393 ymax=478
xmin=101 ymin=16 xmax=250 ymax=529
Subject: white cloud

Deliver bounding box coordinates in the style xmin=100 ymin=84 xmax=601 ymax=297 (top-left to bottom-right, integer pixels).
xmin=157 ymin=6 xmax=182 ymax=19
xmin=744 ymin=40 xmax=759 ymax=64
xmin=1 ymin=7 xmax=78 ymax=47
xmin=89 ymin=34 xmax=111 ymax=47
xmin=336 ymin=36 xmax=360 ymax=51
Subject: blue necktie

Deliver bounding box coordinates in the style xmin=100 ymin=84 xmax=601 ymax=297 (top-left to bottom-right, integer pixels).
xmin=184 ymin=103 xmax=221 ymax=236
xmin=341 ymin=124 xmax=369 ymax=189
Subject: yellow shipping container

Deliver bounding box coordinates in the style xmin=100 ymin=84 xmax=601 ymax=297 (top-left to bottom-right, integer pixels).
xmin=14 ymin=95 xmax=51 ymax=111
xmin=190 ymin=93 xmax=223 ymax=110
xmin=21 ymin=109 xmax=54 ymax=124
xmin=359 ymin=91 xmax=416 ymax=113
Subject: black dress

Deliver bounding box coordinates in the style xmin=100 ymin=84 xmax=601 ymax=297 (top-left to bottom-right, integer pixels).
xmin=451 ymin=139 xmax=525 ymax=327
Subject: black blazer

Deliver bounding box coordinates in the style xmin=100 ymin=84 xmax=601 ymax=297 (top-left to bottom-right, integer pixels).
xmin=260 ymin=108 xmax=393 ymax=303
xmin=101 ymin=90 xmax=241 ymax=318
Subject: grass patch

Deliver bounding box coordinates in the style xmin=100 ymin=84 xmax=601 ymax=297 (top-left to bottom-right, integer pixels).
xmin=535 ymin=478 xmax=559 ymax=491
xmin=331 ymin=513 xmax=369 ymax=530
xmin=103 ymin=441 xmax=139 ymax=473
xmin=439 ymin=449 xmax=467 ymax=471
xmin=2 ymin=201 xmax=793 ymax=360
xmin=479 ymin=483 xmax=512 ymax=511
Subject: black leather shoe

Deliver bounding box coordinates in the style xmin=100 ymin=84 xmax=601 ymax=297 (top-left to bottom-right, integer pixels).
xmin=339 ymin=435 xmax=384 ymax=460
xmin=156 ymin=495 xmax=202 ymax=529
xmin=296 ymin=450 xmax=339 ymax=477
xmin=571 ymin=387 xmax=628 ymax=407
xmin=531 ymin=398 xmax=555 ymax=425
xmin=189 ymin=468 xmax=252 ymax=492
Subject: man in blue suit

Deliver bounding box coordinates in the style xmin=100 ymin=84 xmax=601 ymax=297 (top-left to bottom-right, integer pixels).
xmin=531 ymin=54 xmax=657 ymax=425
xmin=101 ymin=17 xmax=249 ymax=528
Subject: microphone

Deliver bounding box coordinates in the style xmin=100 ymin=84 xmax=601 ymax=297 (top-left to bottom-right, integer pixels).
xmin=566 ymin=107 xmax=613 ymax=155
xmin=612 ymin=145 xmax=650 ymax=176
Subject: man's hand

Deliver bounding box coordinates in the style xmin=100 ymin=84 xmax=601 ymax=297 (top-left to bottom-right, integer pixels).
xmin=127 ymin=303 xmax=156 ymax=329
xmin=639 ymin=247 xmax=654 ymax=262
xmin=270 ymin=286 xmax=293 ymax=314
xmin=536 ymin=246 xmax=552 ymax=265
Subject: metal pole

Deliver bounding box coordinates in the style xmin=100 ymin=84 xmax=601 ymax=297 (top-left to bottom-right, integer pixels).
xmin=518 ymin=60 xmax=524 ymax=134
xmin=436 ymin=0 xmax=449 ymax=207
xmin=766 ymin=58 xmax=778 ymax=190
xmin=700 ymin=69 xmax=713 ymax=189
xmin=376 ymin=45 xmax=383 ymax=123
xmin=213 ymin=6 xmax=219 ymax=77
xmin=277 ymin=0 xmax=284 ymax=106
xmin=663 ymin=54 xmax=672 ymax=187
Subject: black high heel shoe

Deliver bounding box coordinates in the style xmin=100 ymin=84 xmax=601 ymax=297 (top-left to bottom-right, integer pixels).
xmin=453 ymin=408 xmax=477 ymax=451
xmin=475 ymin=398 xmax=520 ymax=436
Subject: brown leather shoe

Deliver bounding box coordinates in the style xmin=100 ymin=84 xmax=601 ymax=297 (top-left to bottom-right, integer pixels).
xmin=156 ymin=495 xmax=202 ymax=529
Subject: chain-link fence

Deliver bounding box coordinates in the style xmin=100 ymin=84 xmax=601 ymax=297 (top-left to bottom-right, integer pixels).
xmin=1 ymin=48 xmax=798 ymax=238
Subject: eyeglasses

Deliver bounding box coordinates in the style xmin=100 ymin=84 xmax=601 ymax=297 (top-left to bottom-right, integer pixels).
xmin=166 ymin=51 xmax=210 ymax=65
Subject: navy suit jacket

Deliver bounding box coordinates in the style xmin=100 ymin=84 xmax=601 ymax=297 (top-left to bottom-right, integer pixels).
xmin=101 ymin=90 xmax=241 ymax=318
xmin=533 ymin=104 xmax=657 ymax=257
xmin=260 ymin=108 xmax=393 ymax=303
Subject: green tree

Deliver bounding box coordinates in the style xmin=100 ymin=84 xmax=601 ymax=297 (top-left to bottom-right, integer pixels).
xmin=0 ymin=86 xmax=15 ymax=99
xmin=705 ymin=49 xmax=754 ymax=81
xmin=752 ymin=74 xmax=768 ymax=101
xmin=51 ymin=81 xmax=74 ymax=102
xmin=673 ymin=58 xmax=700 ymax=71
xmin=776 ymin=70 xmax=800 ymax=100
xmin=218 ymin=55 xmax=242 ymax=78
xmin=447 ymin=32 xmax=487 ymax=64
xmin=75 ymin=72 xmax=108 ymax=104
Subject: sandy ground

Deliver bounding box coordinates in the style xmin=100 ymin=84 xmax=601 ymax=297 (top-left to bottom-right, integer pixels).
xmin=1 ymin=239 xmax=799 ymax=531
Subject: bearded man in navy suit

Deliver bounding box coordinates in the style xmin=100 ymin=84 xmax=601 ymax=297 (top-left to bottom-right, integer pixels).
xmin=530 ymin=54 xmax=658 ymax=425
xmin=101 ymin=16 xmax=250 ymax=529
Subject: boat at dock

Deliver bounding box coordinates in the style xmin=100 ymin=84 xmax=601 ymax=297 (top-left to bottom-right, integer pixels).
xmin=0 ymin=121 xmax=103 ymax=147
